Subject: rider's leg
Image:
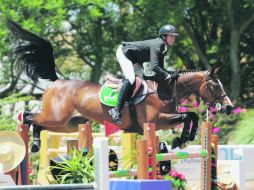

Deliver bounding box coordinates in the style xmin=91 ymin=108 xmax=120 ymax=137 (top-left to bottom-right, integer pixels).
xmin=109 ymin=79 xmax=132 ymax=124
xmin=108 ymin=45 xmax=135 ymax=124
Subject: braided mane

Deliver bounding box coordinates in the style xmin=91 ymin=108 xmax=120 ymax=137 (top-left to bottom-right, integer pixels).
xmin=178 ymin=70 xmax=204 ymax=75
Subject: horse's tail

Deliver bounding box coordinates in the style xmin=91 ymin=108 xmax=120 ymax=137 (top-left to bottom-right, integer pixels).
xmin=7 ymin=19 xmax=58 ymax=84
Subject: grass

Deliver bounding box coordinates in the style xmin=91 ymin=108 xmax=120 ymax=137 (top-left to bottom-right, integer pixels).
xmin=228 ymin=108 xmax=254 ymax=144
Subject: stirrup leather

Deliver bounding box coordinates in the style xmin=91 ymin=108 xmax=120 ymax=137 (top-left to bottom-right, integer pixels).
xmin=108 ymin=108 xmax=121 ymax=124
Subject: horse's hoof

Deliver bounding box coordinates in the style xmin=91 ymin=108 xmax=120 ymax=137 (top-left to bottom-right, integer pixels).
xmin=179 ymin=143 xmax=186 ymax=149
xmin=160 ymin=164 xmax=171 ymax=175
xmin=189 ymin=135 xmax=196 ymax=141
xmin=185 ymin=140 xmax=191 ymax=147
xmin=179 ymin=140 xmax=191 ymax=149
xmin=171 ymin=137 xmax=180 ymax=149
xmin=31 ymin=140 xmax=41 ymax=153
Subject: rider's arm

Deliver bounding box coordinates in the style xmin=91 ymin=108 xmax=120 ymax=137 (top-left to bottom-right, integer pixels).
xmin=150 ymin=46 xmax=169 ymax=80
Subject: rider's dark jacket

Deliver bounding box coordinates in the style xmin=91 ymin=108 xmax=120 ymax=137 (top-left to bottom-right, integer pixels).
xmin=121 ymin=37 xmax=169 ymax=81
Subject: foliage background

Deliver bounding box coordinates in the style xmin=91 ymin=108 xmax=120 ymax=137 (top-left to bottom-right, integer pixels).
xmin=0 ymin=1 xmax=253 ymax=185
xmin=0 ymin=1 xmax=253 ymax=144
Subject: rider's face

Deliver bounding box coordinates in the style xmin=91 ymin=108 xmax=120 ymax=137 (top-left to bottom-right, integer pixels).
xmin=165 ymin=34 xmax=176 ymax=46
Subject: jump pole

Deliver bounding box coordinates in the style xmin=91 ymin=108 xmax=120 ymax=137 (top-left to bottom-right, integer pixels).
xmin=122 ymin=133 xmax=137 ymax=169
xmin=143 ymin=123 xmax=157 ymax=179
xmin=17 ymin=124 xmax=29 ymax=185
xmin=37 ymin=130 xmax=60 ymax=184
xmin=211 ymin=135 xmax=218 ymax=189
xmin=94 ymin=137 xmax=109 ymax=190
xmin=78 ymin=122 xmax=93 ymax=154
xmin=200 ymin=122 xmax=212 ymax=190
xmin=136 ymin=139 xmax=149 ymax=179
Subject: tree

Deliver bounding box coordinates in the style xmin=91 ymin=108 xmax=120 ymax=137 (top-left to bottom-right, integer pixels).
xmin=0 ymin=0 xmax=253 ymax=105
xmin=0 ymin=0 xmax=122 ymax=85
xmin=158 ymin=0 xmax=254 ymax=103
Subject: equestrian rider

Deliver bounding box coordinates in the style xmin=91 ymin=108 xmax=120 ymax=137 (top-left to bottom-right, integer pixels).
xmin=109 ymin=24 xmax=180 ymax=124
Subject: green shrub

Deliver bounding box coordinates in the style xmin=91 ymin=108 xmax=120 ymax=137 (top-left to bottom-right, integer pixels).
xmin=50 ymin=149 xmax=95 ymax=184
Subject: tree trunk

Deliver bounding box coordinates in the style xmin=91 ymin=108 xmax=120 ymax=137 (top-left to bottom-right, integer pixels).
xmin=90 ymin=20 xmax=103 ymax=83
xmin=90 ymin=59 xmax=102 ymax=83
xmin=229 ymin=30 xmax=240 ymax=102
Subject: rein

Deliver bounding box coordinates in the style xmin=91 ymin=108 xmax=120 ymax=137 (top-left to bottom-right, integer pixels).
xmin=173 ymin=72 xmax=228 ymax=109
xmin=133 ymin=90 xmax=157 ymax=99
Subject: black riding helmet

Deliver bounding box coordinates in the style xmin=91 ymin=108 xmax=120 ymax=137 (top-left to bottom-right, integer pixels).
xmin=159 ymin=24 xmax=179 ymax=39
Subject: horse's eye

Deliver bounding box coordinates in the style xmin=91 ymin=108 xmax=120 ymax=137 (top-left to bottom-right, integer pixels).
xmin=215 ymin=84 xmax=220 ymax=89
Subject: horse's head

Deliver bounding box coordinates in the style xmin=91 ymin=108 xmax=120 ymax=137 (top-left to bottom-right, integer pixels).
xmin=199 ymin=64 xmax=234 ymax=115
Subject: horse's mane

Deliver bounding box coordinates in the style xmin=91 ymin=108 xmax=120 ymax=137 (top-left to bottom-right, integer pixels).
xmin=178 ymin=70 xmax=204 ymax=74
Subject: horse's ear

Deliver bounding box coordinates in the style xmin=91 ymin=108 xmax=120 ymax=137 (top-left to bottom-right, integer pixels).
xmin=208 ymin=63 xmax=222 ymax=77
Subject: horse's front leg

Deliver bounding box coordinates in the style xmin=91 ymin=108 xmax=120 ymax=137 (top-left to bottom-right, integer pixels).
xmin=157 ymin=112 xmax=199 ymax=149
xmin=175 ymin=112 xmax=199 ymax=149
xmin=157 ymin=113 xmax=186 ymax=149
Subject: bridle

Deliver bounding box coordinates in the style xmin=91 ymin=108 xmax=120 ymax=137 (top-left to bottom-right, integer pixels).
xmin=174 ymin=72 xmax=228 ymax=110
xmin=200 ymin=73 xmax=228 ymax=109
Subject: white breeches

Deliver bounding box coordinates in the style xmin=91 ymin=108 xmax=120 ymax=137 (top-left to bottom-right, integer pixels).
xmin=116 ymin=45 xmax=135 ymax=84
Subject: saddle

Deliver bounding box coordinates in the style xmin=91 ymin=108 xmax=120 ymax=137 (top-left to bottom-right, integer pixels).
xmin=100 ymin=75 xmax=147 ymax=107
xmin=100 ymin=75 xmax=147 ymax=135
xmin=105 ymin=75 xmax=143 ymax=98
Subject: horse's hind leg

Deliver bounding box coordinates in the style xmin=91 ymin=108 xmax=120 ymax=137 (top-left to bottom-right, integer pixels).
xmin=31 ymin=124 xmax=41 ymax=152
xmin=22 ymin=112 xmax=45 ymax=152
xmin=23 ymin=106 xmax=75 ymax=152
xmin=22 ymin=111 xmax=42 ymax=152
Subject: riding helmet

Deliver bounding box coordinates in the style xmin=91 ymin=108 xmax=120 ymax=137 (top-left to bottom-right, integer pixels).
xmin=159 ymin=24 xmax=179 ymax=36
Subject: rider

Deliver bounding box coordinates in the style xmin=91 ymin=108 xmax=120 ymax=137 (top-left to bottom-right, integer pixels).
xmin=109 ymin=24 xmax=180 ymax=124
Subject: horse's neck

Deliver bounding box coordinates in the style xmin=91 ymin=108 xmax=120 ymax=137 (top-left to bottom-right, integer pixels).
xmin=177 ymin=72 xmax=205 ymax=102
xmin=146 ymin=80 xmax=158 ymax=92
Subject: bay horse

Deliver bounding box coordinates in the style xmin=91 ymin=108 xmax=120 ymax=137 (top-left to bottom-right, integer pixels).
xmin=7 ymin=20 xmax=234 ymax=153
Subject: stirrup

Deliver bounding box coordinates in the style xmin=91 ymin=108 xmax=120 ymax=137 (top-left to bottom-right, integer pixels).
xmin=108 ymin=108 xmax=121 ymax=125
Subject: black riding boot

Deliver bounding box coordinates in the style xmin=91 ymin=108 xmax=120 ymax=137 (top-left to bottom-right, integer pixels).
xmin=108 ymin=79 xmax=132 ymax=124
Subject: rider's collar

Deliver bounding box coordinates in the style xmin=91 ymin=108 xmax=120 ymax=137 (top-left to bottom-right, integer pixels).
xmin=162 ymin=44 xmax=168 ymax=55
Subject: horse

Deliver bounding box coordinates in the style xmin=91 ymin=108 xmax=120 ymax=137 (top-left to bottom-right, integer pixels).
xmin=7 ymin=20 xmax=234 ymax=153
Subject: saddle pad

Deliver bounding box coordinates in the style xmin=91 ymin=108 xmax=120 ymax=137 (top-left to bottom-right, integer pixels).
xmin=100 ymin=81 xmax=148 ymax=107
xmin=100 ymin=85 xmax=119 ymax=106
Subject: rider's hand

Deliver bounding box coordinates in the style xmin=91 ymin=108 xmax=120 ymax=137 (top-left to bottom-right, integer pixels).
xmin=165 ymin=74 xmax=171 ymax=80
xmin=171 ymin=71 xmax=180 ymax=81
